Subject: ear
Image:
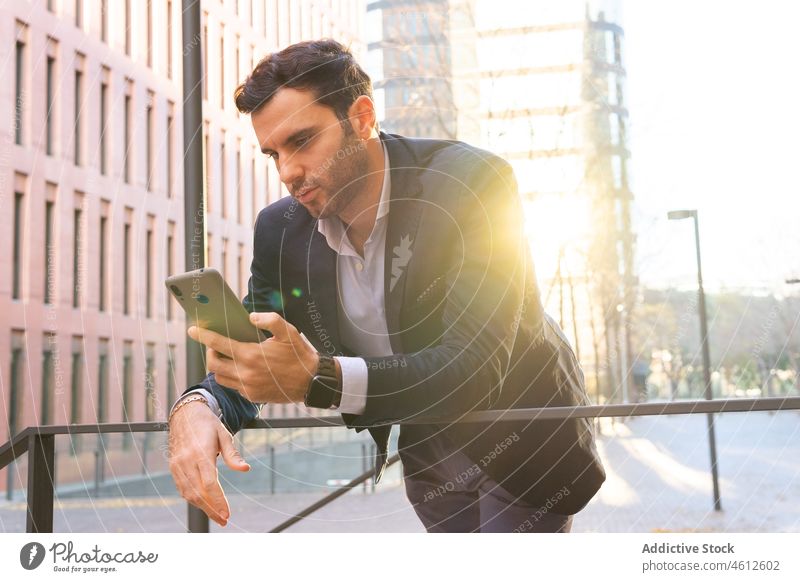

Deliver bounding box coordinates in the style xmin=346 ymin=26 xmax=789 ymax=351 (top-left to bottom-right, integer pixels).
xmin=347 ymin=95 xmax=377 ymax=139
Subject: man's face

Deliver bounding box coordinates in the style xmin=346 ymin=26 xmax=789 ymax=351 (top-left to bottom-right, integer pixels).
xmin=252 ymin=88 xmax=369 ymax=219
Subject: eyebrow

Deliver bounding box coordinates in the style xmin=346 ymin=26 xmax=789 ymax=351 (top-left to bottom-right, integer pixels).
xmin=260 ymin=127 xmax=318 ymax=156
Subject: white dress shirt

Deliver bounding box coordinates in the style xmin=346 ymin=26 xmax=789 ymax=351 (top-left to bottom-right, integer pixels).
xmin=318 ymin=140 xmax=393 ymax=414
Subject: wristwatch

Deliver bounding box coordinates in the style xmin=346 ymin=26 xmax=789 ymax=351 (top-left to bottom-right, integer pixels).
xmin=304 ymin=354 xmax=342 ymax=409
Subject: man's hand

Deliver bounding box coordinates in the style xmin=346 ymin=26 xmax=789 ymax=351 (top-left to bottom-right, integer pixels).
xmin=187 ymin=312 xmax=319 ymax=404
xmin=168 ymin=400 xmax=250 ymax=527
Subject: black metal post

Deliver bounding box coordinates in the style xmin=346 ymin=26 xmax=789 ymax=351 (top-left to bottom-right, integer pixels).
xmin=26 ymin=433 xmax=55 ymax=533
xmin=692 ymin=213 xmax=722 ymax=511
xmin=182 ymin=0 xmax=208 ymax=534
xmin=269 ymin=445 xmax=275 ymax=494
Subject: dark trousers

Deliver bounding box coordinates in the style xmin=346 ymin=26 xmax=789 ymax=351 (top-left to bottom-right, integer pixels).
xmin=399 ymin=426 xmax=573 ymax=533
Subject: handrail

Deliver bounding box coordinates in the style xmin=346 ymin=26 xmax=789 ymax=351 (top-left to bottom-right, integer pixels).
xmin=269 ymin=453 xmax=402 ymax=533
xmin=1 ymin=396 xmax=799 ymax=532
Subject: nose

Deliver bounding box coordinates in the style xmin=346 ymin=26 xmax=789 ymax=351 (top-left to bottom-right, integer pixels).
xmin=277 ymin=156 xmax=303 ymax=190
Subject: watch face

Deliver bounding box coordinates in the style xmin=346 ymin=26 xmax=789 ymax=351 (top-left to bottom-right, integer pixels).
xmin=305 ymin=375 xmax=338 ymax=409
xmin=316 ymin=375 xmax=339 ymax=391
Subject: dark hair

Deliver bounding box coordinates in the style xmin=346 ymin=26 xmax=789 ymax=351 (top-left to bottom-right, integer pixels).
xmin=234 ymin=39 xmax=374 ymax=125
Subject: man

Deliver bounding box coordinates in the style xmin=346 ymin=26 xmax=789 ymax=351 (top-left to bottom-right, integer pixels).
xmin=168 ymin=39 xmax=605 ymax=533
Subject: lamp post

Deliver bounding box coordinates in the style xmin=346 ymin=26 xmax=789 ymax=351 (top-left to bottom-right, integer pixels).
xmin=667 ymin=209 xmax=722 ymax=511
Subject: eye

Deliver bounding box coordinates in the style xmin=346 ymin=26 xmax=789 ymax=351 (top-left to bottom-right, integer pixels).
xmin=295 ymin=136 xmax=310 ymax=148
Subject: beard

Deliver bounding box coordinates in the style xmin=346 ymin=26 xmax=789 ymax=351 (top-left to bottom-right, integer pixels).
xmin=304 ymin=124 xmax=369 ymax=219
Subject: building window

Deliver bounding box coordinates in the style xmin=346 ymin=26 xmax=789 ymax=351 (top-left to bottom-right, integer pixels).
xmin=609 ymin=112 xmax=619 ymax=145
xmin=202 ymin=15 xmax=208 ymax=99
xmin=167 ymin=344 xmax=177 ymax=409
xmin=123 ymin=221 xmax=131 ymax=315
xmin=70 ymin=336 xmax=83 ymax=423
xmin=167 ymin=103 xmax=174 ymax=198
xmin=220 ymin=131 xmax=227 ymax=218
xmin=167 ymin=224 xmax=175 ymax=320
xmin=98 ymin=215 xmax=107 ymax=311
xmin=44 ymin=200 xmax=55 ymax=304
xmin=236 ymin=140 xmax=242 ymax=224
xmin=235 ymin=34 xmax=240 ymax=89
xmin=97 ymin=339 xmax=109 ymax=422
xmin=146 ymin=0 xmax=153 ymax=68
xmin=74 ymin=67 xmax=83 ymax=166
xmin=125 ymin=0 xmax=132 ymax=56
xmin=73 ymin=207 xmax=82 ymax=307
xmin=251 ymin=149 xmax=257 ymax=221
xmin=13 ymin=189 xmax=24 ymax=300
xmin=220 ymin=25 xmax=225 ymax=108
xmin=204 ymin=123 xmax=212 ymax=212
xmin=122 ymin=341 xmax=133 ymax=449
xmin=611 ymin=155 xmax=623 ymax=189
xmin=238 ymin=243 xmax=245 ymax=298
xmin=284 ymin=0 xmax=291 ymax=45
xmin=100 ymin=79 xmax=108 ymax=175
xmin=15 ymin=38 xmax=24 ymax=145
xmin=166 ymin=0 xmax=173 ymax=78
xmin=124 ymin=93 xmax=132 ymax=183
xmin=41 ymin=333 xmax=56 ymax=425
xmin=101 ymin=0 xmax=108 ymax=42
xmin=145 ymin=343 xmax=156 ymax=421
xmin=221 ymin=237 xmax=228 ymax=282
xmin=8 ymin=331 xmax=26 ymax=440
xmin=46 ymin=55 xmax=55 ymax=156
xmin=146 ymin=222 xmax=153 ymax=318
xmin=146 ymin=92 xmax=154 ymax=191
xmin=607 ymin=72 xmax=617 ymax=106
xmin=75 ymin=0 xmax=83 ymax=28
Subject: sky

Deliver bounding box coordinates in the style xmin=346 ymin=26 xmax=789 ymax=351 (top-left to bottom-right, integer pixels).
xmin=622 ymin=0 xmax=800 ymax=293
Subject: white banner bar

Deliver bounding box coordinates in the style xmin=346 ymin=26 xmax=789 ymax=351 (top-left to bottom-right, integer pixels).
xmin=2 ymin=533 xmax=798 ymax=581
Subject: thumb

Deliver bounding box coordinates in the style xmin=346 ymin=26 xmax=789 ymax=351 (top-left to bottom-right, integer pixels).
xmin=217 ymin=426 xmax=250 ymax=472
xmin=250 ymin=311 xmax=295 ymax=342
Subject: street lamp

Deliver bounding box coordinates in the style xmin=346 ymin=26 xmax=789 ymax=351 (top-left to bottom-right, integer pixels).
xmin=667 ymin=209 xmax=722 ymax=511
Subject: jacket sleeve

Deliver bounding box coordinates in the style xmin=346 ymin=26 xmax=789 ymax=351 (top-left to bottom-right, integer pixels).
xmin=179 ymin=209 xmax=281 ymax=435
xmin=354 ymin=159 xmax=528 ymax=426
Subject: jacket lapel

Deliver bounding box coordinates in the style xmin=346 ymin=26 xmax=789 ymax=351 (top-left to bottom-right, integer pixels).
xmin=380 ymin=132 xmax=424 ymax=354
xmin=305 ymin=227 xmax=344 ymax=355
xmin=301 ymin=132 xmax=424 ymax=357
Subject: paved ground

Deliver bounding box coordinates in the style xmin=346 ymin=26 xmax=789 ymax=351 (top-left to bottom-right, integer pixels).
xmin=1 ymin=410 xmax=798 ymax=533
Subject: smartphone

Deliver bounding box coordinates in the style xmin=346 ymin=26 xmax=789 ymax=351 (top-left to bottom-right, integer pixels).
xmin=165 ymin=268 xmax=268 ymax=343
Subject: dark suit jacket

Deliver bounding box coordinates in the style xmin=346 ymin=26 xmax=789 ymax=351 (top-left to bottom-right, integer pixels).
xmin=183 ymin=131 xmax=606 ymax=514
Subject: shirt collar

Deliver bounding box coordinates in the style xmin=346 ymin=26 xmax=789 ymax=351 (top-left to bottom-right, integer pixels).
xmin=317 ymin=137 xmax=391 ymax=253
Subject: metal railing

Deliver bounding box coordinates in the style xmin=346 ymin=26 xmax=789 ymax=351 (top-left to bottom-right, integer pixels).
xmin=2 ymin=396 xmax=800 ymax=533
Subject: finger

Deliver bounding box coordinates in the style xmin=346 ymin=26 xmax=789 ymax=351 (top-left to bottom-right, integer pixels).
xmin=218 ymin=426 xmax=251 ymax=472
xmin=170 ymin=460 xmax=190 ymax=500
xmin=207 ymin=347 xmax=238 ymax=380
xmin=249 ymin=312 xmax=296 ymax=342
xmin=188 ymin=325 xmax=240 ymax=359
xmin=196 ymin=460 xmax=230 ymax=524
xmin=181 ymin=463 xmax=227 ymax=526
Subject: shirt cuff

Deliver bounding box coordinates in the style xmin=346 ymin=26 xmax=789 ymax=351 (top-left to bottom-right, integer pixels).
xmin=334 ymin=357 xmax=368 ymax=415
xmin=169 ymin=388 xmax=223 ymax=421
